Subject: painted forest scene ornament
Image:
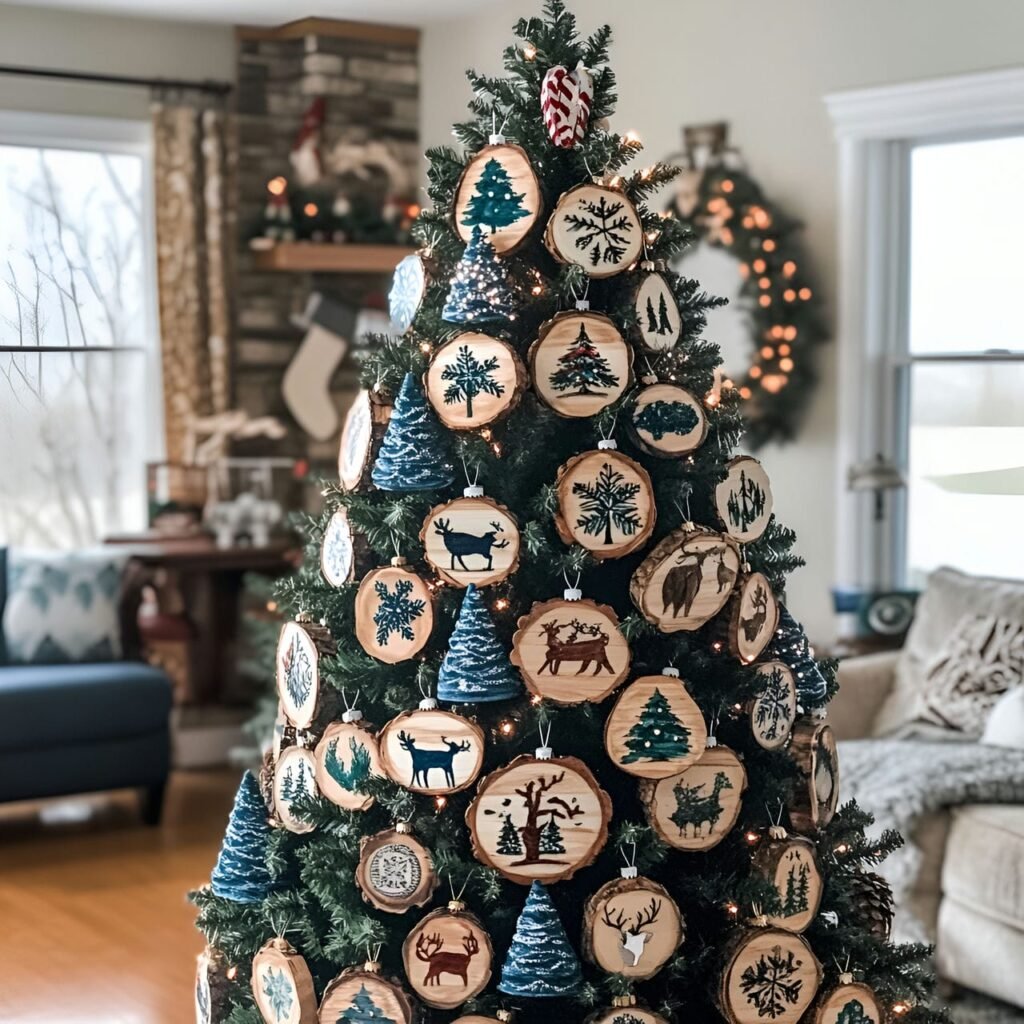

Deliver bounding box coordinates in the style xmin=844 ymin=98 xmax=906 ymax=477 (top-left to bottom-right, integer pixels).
xmin=443 ymin=224 xmax=517 ymax=324
xmin=389 ymin=252 xmax=430 ymax=335
xmin=318 ymin=962 xmax=415 ymax=1024
xmin=545 ymin=183 xmax=643 ymax=276
xmin=251 ymin=938 xmax=317 ymax=1024
xmin=729 ymin=571 xmax=780 ymax=664
xmin=321 ymin=507 xmax=356 ymax=587
xmin=814 ymin=979 xmax=883 ymax=1024
xmin=210 ymin=770 xmax=275 ymax=903
xmin=354 ymin=560 xmax=434 ymax=664
xmin=788 ymin=719 xmax=840 ymax=833
xmin=628 ymin=382 xmax=707 ymax=458
xmin=633 ymin=267 xmax=682 ymax=351
xmin=273 ymin=745 xmax=319 ymax=834
xmin=751 ymin=832 xmax=823 ymax=933
xmin=750 ymin=661 xmax=798 ymax=751
xmin=716 ymin=455 xmax=774 ymax=543
xmin=314 ymin=717 xmax=383 ymax=812
xmin=276 ymin=619 xmax=334 ymax=729
xmin=541 ymin=61 xmax=593 ymax=149
xmin=355 ymin=823 xmax=438 ymax=914
xmin=421 ymin=492 xmax=520 ymax=587
xmin=339 ymin=388 xmax=388 ymax=493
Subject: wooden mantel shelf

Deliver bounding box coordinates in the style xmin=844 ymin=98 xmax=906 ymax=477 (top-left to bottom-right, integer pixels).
xmin=251 ymin=242 xmax=413 ymax=274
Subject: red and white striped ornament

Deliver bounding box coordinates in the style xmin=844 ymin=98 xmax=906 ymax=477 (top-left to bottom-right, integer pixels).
xmin=541 ymin=61 xmax=594 ymax=149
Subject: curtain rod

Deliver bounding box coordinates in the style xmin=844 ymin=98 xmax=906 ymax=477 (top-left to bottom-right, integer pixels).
xmin=0 ymin=64 xmax=233 ymax=96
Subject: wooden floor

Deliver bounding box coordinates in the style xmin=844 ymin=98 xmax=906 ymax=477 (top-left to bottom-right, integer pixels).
xmin=0 ymin=769 xmax=238 ymax=1023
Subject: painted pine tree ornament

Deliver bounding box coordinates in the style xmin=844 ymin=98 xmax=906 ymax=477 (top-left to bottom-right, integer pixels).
xmin=355 ymin=822 xmax=438 ymax=914
xmin=630 ymin=525 xmax=741 ymax=632
xmin=276 ymin=617 xmax=335 ymax=729
xmin=454 ymin=138 xmax=541 ymax=254
xmin=716 ymin=456 xmax=774 ymax=543
xmin=372 ymin=372 xmax=455 ymax=492
xmin=814 ymin=976 xmax=883 ymax=1024
xmin=443 ymin=224 xmax=517 ymax=324
xmin=586 ymin=995 xmax=669 ymax=1024
xmin=421 ymin=489 xmax=520 ymax=588
xmin=354 ymin=558 xmax=434 ymax=664
xmin=628 ymin=381 xmax=707 ymax=458
xmin=545 ymin=183 xmax=644 ymax=276
xmin=425 ymin=333 xmax=526 ymax=430
xmin=389 ymin=251 xmax=431 ymax=335
xmin=210 ymin=770 xmax=275 ymax=903
xmin=604 ymin=668 xmax=708 ymax=779
xmin=273 ymin=744 xmax=319 ymax=834
xmin=321 ymin=507 xmax=356 ymax=586
xmin=633 ymin=263 xmax=682 ymax=351
xmin=339 ymin=387 xmax=391 ymax=492
xmin=788 ymin=718 xmax=839 ymax=833
xmin=529 ymin=307 xmax=633 ymax=417
xmin=555 ymin=441 xmax=655 ymax=559
xmin=438 ymin=584 xmax=522 ymax=703
xmin=319 ymin=960 xmax=415 ymax=1024
xmin=402 ymin=899 xmax=494 ymax=1009
xmin=313 ymin=710 xmax=383 ymax=812
xmin=729 ymin=571 xmax=780 ymax=664
xmin=510 ymin=587 xmax=631 ymax=704
xmin=541 ymin=61 xmax=593 ymax=149
xmin=751 ymin=828 xmax=823 ymax=933
xmin=251 ymin=937 xmax=317 ymax=1024
xmin=498 ymin=880 xmax=583 ymax=997
xmin=750 ymin=661 xmax=798 ymax=751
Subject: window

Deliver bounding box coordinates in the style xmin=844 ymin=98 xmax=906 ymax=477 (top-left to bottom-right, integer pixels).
xmin=0 ymin=113 xmax=161 ymax=548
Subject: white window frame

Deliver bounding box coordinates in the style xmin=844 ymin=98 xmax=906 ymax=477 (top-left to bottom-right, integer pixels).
xmin=825 ymin=67 xmax=1024 ymax=588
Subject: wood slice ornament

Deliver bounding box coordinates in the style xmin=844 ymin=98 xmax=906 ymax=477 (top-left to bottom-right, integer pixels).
xmin=814 ymin=977 xmax=883 ymax=1024
xmin=716 ymin=456 xmax=774 ymax=543
xmin=319 ymin=961 xmax=415 ymax=1024
xmin=729 ymin=571 xmax=780 ymax=664
xmin=604 ymin=668 xmax=707 ymax=779
xmin=631 ymin=525 xmax=741 ymax=632
xmin=355 ymin=822 xmax=438 ymax=914
xmin=628 ymin=380 xmax=707 ymax=458
xmin=510 ymin=588 xmax=631 ymax=705
xmin=195 ymin=947 xmax=229 ymax=1024
xmin=251 ymin=937 xmax=317 ymax=1024
xmin=314 ymin=710 xmax=383 ymax=812
xmin=273 ymin=744 xmax=319 ymax=834
xmin=421 ymin=488 xmax=520 ymax=588
xmin=338 ymin=387 xmax=390 ymax=492
xmin=586 ymin=997 xmax=669 ymax=1024
xmin=453 ymin=1016 xmax=514 ymax=1024
xmin=555 ymin=441 xmax=655 ymax=559
xmin=354 ymin=558 xmax=434 ymax=664
xmin=530 ymin=307 xmax=633 ymax=417
xmin=321 ymin=507 xmax=356 ymax=587
xmin=751 ymin=828 xmax=823 ymax=933
xmin=788 ymin=718 xmax=839 ymax=832
xmin=750 ymin=662 xmax=798 ymax=751
xmin=389 ymin=251 xmax=431 ymax=334
xmin=402 ymin=900 xmax=494 ymax=1009
xmin=276 ymin=617 xmax=335 ymax=729
xmin=545 ymin=182 xmax=644 ymax=277
xmin=633 ymin=263 xmax=682 ymax=351
xmin=640 ymin=742 xmax=747 ymax=851
xmin=425 ymin=333 xmax=526 ymax=430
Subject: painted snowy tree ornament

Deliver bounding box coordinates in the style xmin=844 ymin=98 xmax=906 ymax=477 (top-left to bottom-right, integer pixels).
xmin=499 ymin=881 xmax=583 ymax=996
xmin=628 ymin=382 xmax=707 ymax=458
xmin=454 ymin=141 xmax=541 ymax=254
xmin=586 ymin=996 xmax=669 ymax=1024
xmin=251 ymin=937 xmax=317 ymax=1024
xmin=354 ymin=822 xmax=438 ymax=914
xmin=814 ymin=978 xmax=883 ymax=1024
xmin=372 ymin=372 xmax=455 ymax=492
xmin=541 ymin=61 xmax=593 ymax=149
xmin=439 ymin=584 xmax=522 ymax=703
xmin=314 ymin=715 xmax=383 ymax=812
xmin=633 ymin=265 xmax=682 ymax=351
xmin=751 ymin=831 xmax=823 ymax=933
xmin=210 ymin=770 xmax=275 ymax=903
xmin=750 ymin=661 xmax=798 ymax=751
xmin=321 ymin=507 xmax=356 ymax=587
xmin=421 ymin=491 xmax=520 ymax=588
xmin=443 ymin=224 xmax=516 ymax=324
xmin=389 ymin=252 xmax=430 ymax=334
xmin=716 ymin=456 xmax=774 ymax=543
xmin=604 ymin=668 xmax=707 ymax=779
xmin=555 ymin=442 xmax=655 ymax=559
xmin=545 ymin=182 xmax=644 ymax=276
xmin=276 ymin=618 xmax=334 ymax=728
xmin=788 ymin=719 xmax=839 ymax=833
xmin=319 ymin=961 xmax=415 ymax=1024
xmin=354 ymin=559 xmax=434 ymax=664
xmin=770 ymin=604 xmax=829 ymax=706
xmin=729 ymin=571 xmax=780 ymax=664
xmin=273 ymin=745 xmax=319 ymax=834
xmin=339 ymin=387 xmax=390 ymax=492
xmin=530 ymin=308 xmax=632 ymax=417
xmin=402 ymin=900 xmax=494 ymax=1009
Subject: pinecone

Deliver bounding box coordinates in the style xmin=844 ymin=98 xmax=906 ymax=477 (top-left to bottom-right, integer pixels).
xmin=849 ymin=870 xmax=894 ymax=941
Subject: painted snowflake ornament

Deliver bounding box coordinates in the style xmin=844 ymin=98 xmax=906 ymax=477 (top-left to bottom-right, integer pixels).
xmin=541 ymin=61 xmax=594 ymax=149
xmin=389 ymin=252 xmax=429 ymax=334
xmin=354 ymin=559 xmax=434 ymax=664
xmin=251 ymin=937 xmax=317 ymax=1024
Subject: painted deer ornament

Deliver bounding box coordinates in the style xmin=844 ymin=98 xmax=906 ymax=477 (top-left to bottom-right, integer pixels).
xmin=415 ymin=929 xmax=480 ymax=987
xmin=602 ymin=897 xmax=663 ymax=967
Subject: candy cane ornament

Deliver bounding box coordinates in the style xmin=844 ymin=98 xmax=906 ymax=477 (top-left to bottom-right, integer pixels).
xmin=541 ymin=62 xmax=594 ymax=149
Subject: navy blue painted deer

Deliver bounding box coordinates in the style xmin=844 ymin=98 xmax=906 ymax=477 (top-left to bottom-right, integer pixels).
xmin=433 ymin=517 xmax=509 ymax=572
xmin=398 ymin=731 xmax=472 ymax=788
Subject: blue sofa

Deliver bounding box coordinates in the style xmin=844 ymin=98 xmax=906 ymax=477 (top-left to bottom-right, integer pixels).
xmin=0 ymin=550 xmax=174 ymax=824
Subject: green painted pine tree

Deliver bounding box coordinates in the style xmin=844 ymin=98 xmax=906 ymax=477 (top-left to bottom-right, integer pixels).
xmin=460 ymin=157 xmax=530 ymax=233
xmin=549 ymin=321 xmax=618 ymax=395
xmin=634 ymin=399 xmax=699 ymax=440
xmin=621 ymin=687 xmax=691 ymax=763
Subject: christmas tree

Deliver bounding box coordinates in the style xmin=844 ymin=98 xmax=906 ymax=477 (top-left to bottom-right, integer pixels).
xmin=194 ymin=6 xmax=945 ymax=1024
xmin=620 ymin=687 xmax=691 ymax=764
xmin=461 ymin=157 xmax=531 ymax=234
xmin=210 ymin=771 xmax=275 ymax=904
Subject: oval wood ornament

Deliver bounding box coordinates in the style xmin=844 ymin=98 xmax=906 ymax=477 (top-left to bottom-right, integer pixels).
xmin=319 ymin=963 xmax=415 ymax=1024
xmin=355 ymin=823 xmax=438 ymax=914
xmin=466 ymin=751 xmax=612 ymax=885
xmin=273 ymin=745 xmax=319 ymax=834
xmin=455 ymin=142 xmax=541 ymax=254
xmin=354 ymin=560 xmax=434 ymax=664
xmin=605 ymin=669 xmax=708 ymax=779
xmin=529 ymin=309 xmax=633 ymax=418
xmin=402 ymin=901 xmax=494 ymax=1009
xmin=629 ymin=382 xmax=707 ymax=457
xmin=421 ymin=492 xmax=520 ymax=588
xmin=719 ymin=928 xmax=821 ymax=1024
xmin=729 ymin=572 xmax=780 ymax=664
xmin=630 ymin=526 xmax=741 ymax=632
xmin=314 ymin=717 xmax=383 ymax=812
xmin=814 ymin=980 xmax=883 ymax=1024
xmin=338 ymin=388 xmax=390 ymax=492
xmin=425 ymin=333 xmax=526 ymax=430
xmin=251 ymin=937 xmax=317 ymax=1024
xmin=716 ymin=455 xmax=774 ymax=543
xmin=555 ymin=444 xmax=655 ymax=559
xmin=750 ymin=662 xmax=798 ymax=751
xmin=587 ymin=1003 xmax=669 ymax=1024
xmin=389 ymin=252 xmax=431 ymax=334
xmin=321 ymin=507 xmax=356 ymax=587
xmin=633 ymin=267 xmax=682 ymax=351
xmin=751 ymin=832 xmax=823 ymax=933
xmin=788 ymin=719 xmax=839 ymax=832
xmin=640 ymin=744 xmax=747 ymax=851
xmin=510 ymin=592 xmax=631 ymax=705
xmin=379 ymin=705 xmax=485 ymax=796
xmin=545 ymin=183 xmax=644 ymax=277
xmin=276 ymin=619 xmax=334 ymax=729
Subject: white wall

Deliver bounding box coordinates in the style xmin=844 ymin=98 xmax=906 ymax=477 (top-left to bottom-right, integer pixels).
xmin=420 ymin=0 xmax=1024 ymax=642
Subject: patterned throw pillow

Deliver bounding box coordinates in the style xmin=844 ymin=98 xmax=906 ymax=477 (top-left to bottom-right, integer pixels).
xmin=3 ymin=550 xmax=127 ymax=664
xmin=921 ymin=614 xmax=1024 ymax=735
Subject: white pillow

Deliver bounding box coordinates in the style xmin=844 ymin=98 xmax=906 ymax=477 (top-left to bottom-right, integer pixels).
xmin=982 ymin=687 xmax=1024 ymax=750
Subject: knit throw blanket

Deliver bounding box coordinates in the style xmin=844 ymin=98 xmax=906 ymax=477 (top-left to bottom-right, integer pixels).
xmin=839 ymin=737 xmax=1024 ymax=944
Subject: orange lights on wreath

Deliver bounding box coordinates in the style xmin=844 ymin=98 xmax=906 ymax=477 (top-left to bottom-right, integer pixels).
xmin=303 ymin=202 xmax=319 ymax=218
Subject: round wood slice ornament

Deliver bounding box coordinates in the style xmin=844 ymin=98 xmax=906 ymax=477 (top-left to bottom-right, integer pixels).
xmin=196 ymin=947 xmax=227 ymax=1024
xmin=555 ymin=442 xmax=655 ymax=560
xmin=640 ymin=743 xmax=747 ymax=851
xmin=402 ymin=900 xmax=495 ymax=1009
xmin=425 ymin=333 xmax=526 ymax=431
xmin=314 ymin=714 xmax=383 ymax=812
xmin=321 ymin=507 xmax=356 ymax=587
xmin=510 ymin=590 xmax=630 ymax=705
xmin=251 ymin=937 xmax=317 ymax=1024
xmin=544 ymin=182 xmax=644 ymax=277
xmin=633 ymin=265 xmax=682 ymax=351
xmin=338 ymin=388 xmax=390 ymax=492
xmin=788 ymin=719 xmax=839 ymax=833
xmin=750 ymin=662 xmax=798 ymax=751
xmin=355 ymin=822 xmax=438 ymax=914
xmin=455 ymin=140 xmax=541 ymax=254
xmin=630 ymin=525 xmax=741 ymax=633
xmin=582 ymin=870 xmax=684 ymax=980
xmin=814 ymin=979 xmax=883 ymax=1024
xmin=276 ymin=618 xmax=335 ymax=729
xmin=453 ymin=1017 xmax=512 ymax=1024
xmin=273 ymin=744 xmax=319 ymax=834
xmin=421 ymin=490 xmax=520 ymax=588
xmin=729 ymin=571 xmax=780 ymax=664
xmin=354 ymin=559 xmax=434 ymax=664
xmin=752 ymin=829 xmax=823 ymax=933
xmin=719 ymin=927 xmax=821 ymax=1024
xmin=530 ymin=308 xmax=633 ymax=418
xmin=379 ymin=701 xmax=486 ymax=796
xmin=319 ymin=962 xmax=415 ymax=1024
xmin=716 ymin=456 xmax=774 ymax=543
xmin=628 ymin=381 xmax=707 ymax=458
xmin=466 ymin=748 xmax=612 ymax=885
xmin=389 ymin=251 xmax=431 ymax=334
xmin=586 ymin=996 xmax=669 ymax=1024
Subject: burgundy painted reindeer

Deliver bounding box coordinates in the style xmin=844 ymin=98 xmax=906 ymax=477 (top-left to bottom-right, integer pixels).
xmin=433 ymin=518 xmax=509 ymax=573
xmin=398 ymin=732 xmax=472 ymax=789
xmin=537 ymin=618 xmax=613 ymax=676
xmin=662 ymin=545 xmax=726 ymax=617
xmin=601 ymin=897 xmax=663 ymax=968
xmin=415 ymin=930 xmax=480 ymax=988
